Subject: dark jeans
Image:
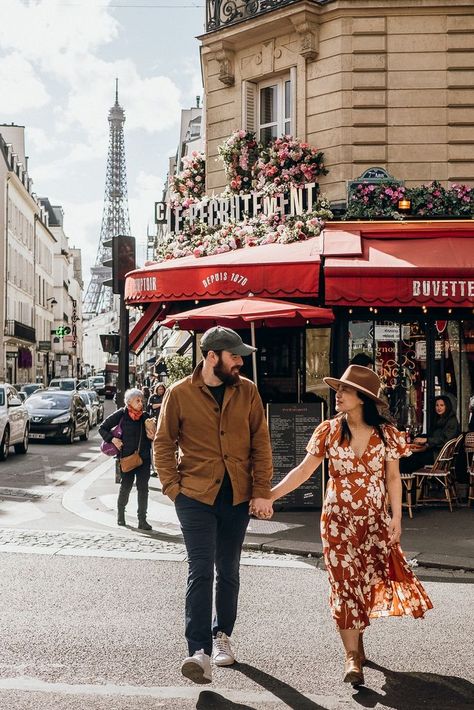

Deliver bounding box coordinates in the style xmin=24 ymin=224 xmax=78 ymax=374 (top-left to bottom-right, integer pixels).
xmin=400 ymin=448 xmax=434 ymax=474
xmin=175 ymin=475 xmax=250 ymax=656
xmin=117 ymin=460 xmax=151 ymax=519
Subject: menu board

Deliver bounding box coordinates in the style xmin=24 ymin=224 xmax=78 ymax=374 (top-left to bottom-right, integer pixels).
xmin=268 ymin=403 xmax=324 ymax=508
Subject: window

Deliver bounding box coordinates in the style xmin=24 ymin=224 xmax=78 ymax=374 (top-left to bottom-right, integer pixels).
xmin=242 ymin=68 xmax=296 ymax=144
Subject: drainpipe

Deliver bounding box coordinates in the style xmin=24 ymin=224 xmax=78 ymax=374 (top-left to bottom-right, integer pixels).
xmin=3 ymin=176 xmax=10 ymax=382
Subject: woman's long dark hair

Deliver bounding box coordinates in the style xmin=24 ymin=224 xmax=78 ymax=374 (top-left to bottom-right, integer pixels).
xmin=338 ymin=391 xmax=391 ymax=445
xmin=434 ymin=395 xmax=453 ymax=421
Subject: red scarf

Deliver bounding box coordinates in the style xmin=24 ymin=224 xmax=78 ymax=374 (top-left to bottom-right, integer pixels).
xmin=127 ymin=405 xmax=142 ymax=421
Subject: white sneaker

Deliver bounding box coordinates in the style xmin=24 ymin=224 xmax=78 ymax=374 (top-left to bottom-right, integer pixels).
xmin=212 ymin=631 xmax=236 ymax=666
xmin=181 ymin=649 xmax=212 ymax=684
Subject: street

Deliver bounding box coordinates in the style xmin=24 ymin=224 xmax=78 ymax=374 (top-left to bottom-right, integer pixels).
xmin=0 ymin=412 xmax=472 ymax=709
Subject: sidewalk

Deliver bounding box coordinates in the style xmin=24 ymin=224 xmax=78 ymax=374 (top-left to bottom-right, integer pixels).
xmin=79 ymin=459 xmax=474 ymax=572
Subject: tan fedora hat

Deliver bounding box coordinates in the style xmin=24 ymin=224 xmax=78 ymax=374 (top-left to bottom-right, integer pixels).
xmin=324 ymin=365 xmax=385 ymax=406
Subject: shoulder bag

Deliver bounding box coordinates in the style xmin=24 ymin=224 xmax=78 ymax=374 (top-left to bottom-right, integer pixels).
xmin=100 ymin=416 xmax=124 ymax=456
xmin=119 ymin=421 xmax=143 ymax=473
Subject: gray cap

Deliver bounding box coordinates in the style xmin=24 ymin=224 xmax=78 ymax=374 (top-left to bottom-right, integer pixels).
xmin=200 ymin=326 xmax=256 ymax=357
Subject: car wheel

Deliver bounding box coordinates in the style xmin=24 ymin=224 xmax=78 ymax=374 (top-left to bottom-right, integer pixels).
xmin=14 ymin=426 xmax=29 ymax=454
xmin=67 ymin=425 xmax=76 ymax=444
xmin=80 ymin=422 xmax=90 ymax=441
xmin=0 ymin=427 xmax=10 ymax=461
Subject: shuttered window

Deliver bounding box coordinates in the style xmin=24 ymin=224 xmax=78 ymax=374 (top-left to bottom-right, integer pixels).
xmin=243 ymin=71 xmax=296 ymax=143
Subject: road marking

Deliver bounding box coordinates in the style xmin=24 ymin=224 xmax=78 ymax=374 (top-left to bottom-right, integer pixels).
xmin=0 ymin=676 xmax=350 ymax=707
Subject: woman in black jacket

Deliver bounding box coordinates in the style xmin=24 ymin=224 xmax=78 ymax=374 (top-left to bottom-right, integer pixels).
xmin=400 ymin=395 xmax=459 ymax=473
xmin=99 ymin=388 xmax=156 ymax=529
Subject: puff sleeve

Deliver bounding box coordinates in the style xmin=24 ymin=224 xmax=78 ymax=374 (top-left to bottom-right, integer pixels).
xmin=306 ymin=420 xmax=331 ymax=458
xmin=383 ymin=424 xmax=411 ymax=461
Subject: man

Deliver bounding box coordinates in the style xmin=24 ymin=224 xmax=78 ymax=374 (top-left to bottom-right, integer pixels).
xmin=154 ymin=326 xmax=273 ymax=684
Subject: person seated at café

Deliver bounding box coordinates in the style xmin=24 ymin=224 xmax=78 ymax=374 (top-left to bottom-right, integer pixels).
xmin=400 ymin=395 xmax=460 ymax=473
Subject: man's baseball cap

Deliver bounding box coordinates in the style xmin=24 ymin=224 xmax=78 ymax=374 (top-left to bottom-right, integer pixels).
xmin=200 ymin=326 xmax=256 ymax=356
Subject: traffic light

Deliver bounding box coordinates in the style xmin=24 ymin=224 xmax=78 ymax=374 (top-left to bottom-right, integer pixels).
xmin=103 ymin=235 xmax=136 ymax=294
xmin=100 ymin=333 xmax=120 ymax=354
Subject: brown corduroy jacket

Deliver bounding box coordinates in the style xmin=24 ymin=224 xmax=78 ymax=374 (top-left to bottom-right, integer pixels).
xmin=153 ymin=362 xmax=273 ymax=505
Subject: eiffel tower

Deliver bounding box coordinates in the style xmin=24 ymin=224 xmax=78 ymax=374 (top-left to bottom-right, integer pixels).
xmin=83 ymin=79 xmax=131 ymax=315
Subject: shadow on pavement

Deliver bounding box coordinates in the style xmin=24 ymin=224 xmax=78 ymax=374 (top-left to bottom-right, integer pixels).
xmin=352 ymin=661 xmax=474 ymax=709
xmin=196 ymin=691 xmax=254 ymax=709
xmin=229 ymin=662 xmax=326 ymax=709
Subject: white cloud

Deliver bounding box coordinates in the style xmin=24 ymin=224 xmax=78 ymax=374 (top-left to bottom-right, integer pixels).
xmin=129 ymin=171 xmax=164 ymax=265
xmin=0 ymin=53 xmax=50 ymax=112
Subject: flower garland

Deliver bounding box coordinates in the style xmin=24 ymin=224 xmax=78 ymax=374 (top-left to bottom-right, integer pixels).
xmin=217 ymin=130 xmax=260 ymax=193
xmin=169 ymin=151 xmax=206 ymax=204
xmin=345 ymin=180 xmax=473 ymax=220
xmin=254 ymin=136 xmax=328 ymax=195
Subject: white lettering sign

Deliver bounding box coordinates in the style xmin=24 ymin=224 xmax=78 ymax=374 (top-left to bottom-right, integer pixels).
xmin=412 ymin=279 xmax=474 ymax=300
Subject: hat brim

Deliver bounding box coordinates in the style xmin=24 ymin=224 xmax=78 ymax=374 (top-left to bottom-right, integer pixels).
xmin=231 ymin=343 xmax=257 ymax=356
xmin=323 ymin=377 xmax=386 ymax=406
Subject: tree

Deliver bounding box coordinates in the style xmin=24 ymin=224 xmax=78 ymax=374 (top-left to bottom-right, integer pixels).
xmin=165 ymin=354 xmax=193 ymax=384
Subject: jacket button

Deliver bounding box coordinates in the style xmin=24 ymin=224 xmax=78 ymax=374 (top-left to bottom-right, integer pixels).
xmin=216 ymin=478 xmax=221 ymax=484
xmin=223 ymin=454 xmax=228 ymax=460
xmin=214 ymin=407 xmax=219 ymax=413
xmin=220 ymin=430 xmax=225 ymax=435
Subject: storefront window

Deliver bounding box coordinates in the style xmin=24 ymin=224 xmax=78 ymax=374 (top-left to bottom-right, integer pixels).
xmin=305 ymin=328 xmax=331 ymax=410
xmin=349 ymin=318 xmax=474 ymax=434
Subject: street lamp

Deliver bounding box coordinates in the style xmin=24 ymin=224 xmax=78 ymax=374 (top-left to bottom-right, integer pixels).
xmin=47 ymin=297 xmax=58 ymax=307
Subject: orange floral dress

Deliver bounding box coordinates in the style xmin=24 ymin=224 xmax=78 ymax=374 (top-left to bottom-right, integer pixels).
xmin=307 ymin=416 xmax=433 ymax=630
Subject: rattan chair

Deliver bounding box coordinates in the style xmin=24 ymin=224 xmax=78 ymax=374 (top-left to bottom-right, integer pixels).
xmin=400 ymin=473 xmax=415 ymax=518
xmin=415 ymin=435 xmax=462 ymax=512
xmin=464 ymin=432 xmax=474 ymax=507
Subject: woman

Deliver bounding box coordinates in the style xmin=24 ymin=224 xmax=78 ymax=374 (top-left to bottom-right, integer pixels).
xmin=99 ymin=388 xmax=156 ymax=530
xmin=400 ymin=395 xmax=459 ymax=473
xmin=147 ymin=383 xmax=166 ymax=420
xmin=270 ymin=365 xmax=433 ymax=685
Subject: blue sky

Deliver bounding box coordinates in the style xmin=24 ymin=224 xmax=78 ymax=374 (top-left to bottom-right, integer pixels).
xmin=0 ymin=0 xmax=205 ymax=283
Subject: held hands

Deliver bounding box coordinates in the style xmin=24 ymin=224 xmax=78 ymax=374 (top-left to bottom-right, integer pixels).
xmin=112 ymin=437 xmax=123 ymax=450
xmin=249 ymin=497 xmax=273 ymax=520
xmin=388 ymin=516 xmax=402 ymax=547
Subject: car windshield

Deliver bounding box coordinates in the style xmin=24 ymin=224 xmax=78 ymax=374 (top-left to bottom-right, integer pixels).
xmin=0 ymin=390 xmax=4 ymax=406
xmin=23 ymin=384 xmax=41 ymax=395
xmin=26 ymin=393 xmax=71 ymax=410
xmin=79 ymin=393 xmax=90 ymax=404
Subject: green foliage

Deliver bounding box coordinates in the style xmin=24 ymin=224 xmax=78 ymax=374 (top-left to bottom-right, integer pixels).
xmin=165 ymin=354 xmax=193 ymax=384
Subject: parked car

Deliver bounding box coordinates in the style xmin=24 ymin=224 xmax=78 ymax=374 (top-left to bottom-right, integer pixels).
xmin=88 ymin=375 xmax=106 ymax=397
xmin=88 ymin=390 xmax=104 ymax=424
xmin=21 ymin=383 xmax=44 ymax=398
xmin=48 ymin=378 xmax=78 ymax=391
xmin=0 ymin=384 xmax=30 ymax=460
xmin=25 ymin=390 xmax=90 ymax=444
xmin=78 ymin=391 xmax=98 ymax=428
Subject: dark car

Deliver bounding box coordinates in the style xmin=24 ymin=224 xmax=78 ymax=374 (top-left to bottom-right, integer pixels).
xmin=25 ymin=390 xmax=90 ymax=444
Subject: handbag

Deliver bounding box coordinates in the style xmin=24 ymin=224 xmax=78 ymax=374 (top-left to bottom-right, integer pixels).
xmin=100 ymin=417 xmax=124 ymax=456
xmin=119 ymin=422 xmax=143 ymax=473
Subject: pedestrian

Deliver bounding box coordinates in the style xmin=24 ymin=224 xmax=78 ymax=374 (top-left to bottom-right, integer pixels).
xmin=154 ymin=326 xmax=273 ymax=684
xmin=142 ymin=385 xmax=150 ymax=408
xmin=99 ymin=388 xmax=156 ymax=530
xmin=269 ymin=365 xmax=433 ymax=686
xmin=147 ymin=383 xmax=167 ymax=478
xmin=400 ymin=395 xmax=459 ymax=473
xmin=147 ymin=383 xmax=166 ymax=420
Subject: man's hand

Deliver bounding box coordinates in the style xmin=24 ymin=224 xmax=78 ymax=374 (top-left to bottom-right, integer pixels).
xmin=249 ymin=497 xmax=273 ymax=520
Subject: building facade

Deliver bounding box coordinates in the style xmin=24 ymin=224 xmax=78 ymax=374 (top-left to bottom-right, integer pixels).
xmin=201 ymin=0 xmax=474 ymax=204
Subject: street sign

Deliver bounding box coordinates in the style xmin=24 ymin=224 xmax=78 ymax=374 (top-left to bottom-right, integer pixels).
xmin=38 ymin=341 xmax=51 ymax=351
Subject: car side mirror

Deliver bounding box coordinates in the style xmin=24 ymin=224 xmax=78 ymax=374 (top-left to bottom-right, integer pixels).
xmin=9 ymin=397 xmax=22 ymax=407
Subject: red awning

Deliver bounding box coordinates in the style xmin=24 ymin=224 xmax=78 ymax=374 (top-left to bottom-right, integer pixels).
xmin=325 ymin=234 xmax=474 ymax=307
xmin=129 ymin=302 xmax=162 ymax=353
xmin=125 ymin=236 xmax=322 ymax=304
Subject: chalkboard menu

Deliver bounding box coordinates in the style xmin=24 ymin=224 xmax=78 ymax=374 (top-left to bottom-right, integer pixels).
xmin=268 ymin=403 xmax=324 ymax=509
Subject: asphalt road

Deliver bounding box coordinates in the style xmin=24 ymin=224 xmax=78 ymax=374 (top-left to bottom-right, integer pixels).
xmin=0 ymin=552 xmax=473 ymax=710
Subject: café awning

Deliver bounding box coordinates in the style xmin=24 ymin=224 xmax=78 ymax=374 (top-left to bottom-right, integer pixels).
xmin=125 ymin=236 xmax=322 ymax=305
xmin=324 ymin=232 xmax=474 ymax=307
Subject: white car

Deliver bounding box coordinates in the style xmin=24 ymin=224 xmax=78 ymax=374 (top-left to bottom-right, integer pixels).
xmin=78 ymin=391 xmax=98 ymax=428
xmin=0 ymin=385 xmax=30 ymax=460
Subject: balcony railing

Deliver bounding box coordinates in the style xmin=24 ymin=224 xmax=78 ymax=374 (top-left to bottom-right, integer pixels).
xmin=206 ymin=0 xmax=300 ymax=33
xmin=4 ymin=320 xmax=36 ymax=343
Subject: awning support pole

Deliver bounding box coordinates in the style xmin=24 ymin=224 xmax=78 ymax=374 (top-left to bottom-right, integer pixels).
xmin=251 ymin=321 xmax=257 ymax=386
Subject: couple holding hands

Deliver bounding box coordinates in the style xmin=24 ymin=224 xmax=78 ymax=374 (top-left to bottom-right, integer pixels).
xmin=153 ymin=326 xmax=433 ymax=687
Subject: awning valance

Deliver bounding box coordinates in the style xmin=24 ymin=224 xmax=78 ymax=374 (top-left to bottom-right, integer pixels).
xmin=125 ymin=236 xmax=322 ymax=304
xmin=325 ymin=234 xmax=474 ymax=307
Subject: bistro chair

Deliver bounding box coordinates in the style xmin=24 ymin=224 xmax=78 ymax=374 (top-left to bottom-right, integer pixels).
xmin=400 ymin=473 xmax=415 ymax=518
xmin=464 ymin=432 xmax=474 ymax=507
xmin=414 ymin=435 xmax=462 ymax=512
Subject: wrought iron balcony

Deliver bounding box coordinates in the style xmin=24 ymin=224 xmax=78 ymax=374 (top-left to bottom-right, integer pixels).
xmin=206 ymin=0 xmax=301 ymax=33
xmin=4 ymin=320 xmax=36 ymax=343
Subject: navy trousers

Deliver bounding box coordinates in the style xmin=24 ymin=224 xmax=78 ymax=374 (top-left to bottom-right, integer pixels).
xmin=174 ymin=475 xmax=250 ymax=656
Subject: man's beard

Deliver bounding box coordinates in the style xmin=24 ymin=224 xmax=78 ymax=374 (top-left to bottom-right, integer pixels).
xmin=213 ymin=356 xmax=241 ymax=386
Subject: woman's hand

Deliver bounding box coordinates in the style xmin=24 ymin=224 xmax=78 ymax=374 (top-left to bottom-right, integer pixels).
xmin=112 ymin=437 xmax=123 ymax=450
xmin=414 ymin=436 xmax=427 ymax=445
xmin=388 ymin=516 xmax=402 ymax=547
